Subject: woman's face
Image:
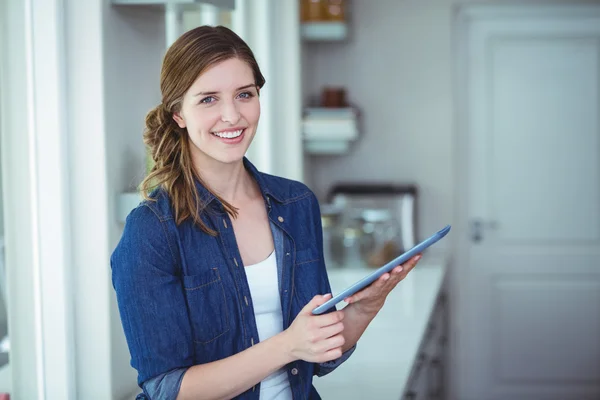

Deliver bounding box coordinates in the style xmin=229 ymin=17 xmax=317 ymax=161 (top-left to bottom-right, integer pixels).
xmin=173 ymin=57 xmax=260 ymax=168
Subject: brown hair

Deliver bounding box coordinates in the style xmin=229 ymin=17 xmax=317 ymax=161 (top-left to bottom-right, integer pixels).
xmin=141 ymin=25 xmax=265 ymax=234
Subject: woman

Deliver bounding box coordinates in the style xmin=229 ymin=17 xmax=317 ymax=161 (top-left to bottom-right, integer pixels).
xmin=111 ymin=25 xmax=421 ymax=400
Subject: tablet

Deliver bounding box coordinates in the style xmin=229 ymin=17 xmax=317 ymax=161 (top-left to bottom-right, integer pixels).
xmin=312 ymin=224 xmax=451 ymax=315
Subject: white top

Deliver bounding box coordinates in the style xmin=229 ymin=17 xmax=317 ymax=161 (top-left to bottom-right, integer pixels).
xmin=245 ymin=251 xmax=293 ymax=400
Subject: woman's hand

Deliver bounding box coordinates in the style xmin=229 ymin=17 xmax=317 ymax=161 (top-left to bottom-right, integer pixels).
xmin=282 ymin=294 xmax=345 ymax=364
xmin=344 ymin=254 xmax=422 ymax=316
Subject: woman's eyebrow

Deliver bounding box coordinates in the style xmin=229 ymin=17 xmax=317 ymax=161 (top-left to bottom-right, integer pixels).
xmin=194 ymin=83 xmax=255 ymax=97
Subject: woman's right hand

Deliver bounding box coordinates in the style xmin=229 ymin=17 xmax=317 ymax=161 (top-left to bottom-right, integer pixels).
xmin=282 ymin=294 xmax=345 ymax=363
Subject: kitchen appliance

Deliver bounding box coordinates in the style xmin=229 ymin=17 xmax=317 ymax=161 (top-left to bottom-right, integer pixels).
xmin=327 ymin=183 xmax=418 ymax=257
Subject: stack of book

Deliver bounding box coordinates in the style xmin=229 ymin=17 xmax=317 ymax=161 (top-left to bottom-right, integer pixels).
xmin=302 ymin=107 xmax=358 ymax=154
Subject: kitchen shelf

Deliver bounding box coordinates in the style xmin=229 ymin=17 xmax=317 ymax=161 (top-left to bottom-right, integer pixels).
xmin=302 ymin=107 xmax=358 ymax=155
xmin=111 ymin=0 xmax=235 ymax=10
xmin=301 ymin=22 xmax=347 ymax=41
xmin=304 ymin=139 xmax=352 ymax=155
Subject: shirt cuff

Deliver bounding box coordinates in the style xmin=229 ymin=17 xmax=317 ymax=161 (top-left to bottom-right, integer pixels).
xmin=315 ymin=343 xmax=356 ymax=377
xmin=142 ymin=367 xmax=188 ymax=400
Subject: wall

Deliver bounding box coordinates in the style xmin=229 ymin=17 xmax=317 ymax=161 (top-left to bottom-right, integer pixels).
xmin=66 ymin=0 xmax=114 ymax=398
xmin=0 ymin=96 xmax=5 ymax=334
xmin=302 ymin=0 xmax=492 ymax=245
xmin=0 ymin=141 xmax=3 ymax=238
xmin=103 ymin=3 xmax=165 ymax=399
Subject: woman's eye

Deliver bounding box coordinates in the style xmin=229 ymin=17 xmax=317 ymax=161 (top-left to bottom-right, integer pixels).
xmin=238 ymin=91 xmax=254 ymax=99
xmin=200 ymin=96 xmax=216 ymax=104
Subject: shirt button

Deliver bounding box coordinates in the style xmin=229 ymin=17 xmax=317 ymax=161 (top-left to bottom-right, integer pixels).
xmin=278 ymin=216 xmax=284 ymax=222
xmin=291 ymin=367 xmax=298 ymax=375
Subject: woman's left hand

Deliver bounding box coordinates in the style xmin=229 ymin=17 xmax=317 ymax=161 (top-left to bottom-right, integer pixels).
xmin=344 ymin=254 xmax=422 ymax=316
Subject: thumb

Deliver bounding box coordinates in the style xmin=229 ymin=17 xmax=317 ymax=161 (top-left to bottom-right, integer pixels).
xmin=300 ymin=294 xmax=332 ymax=314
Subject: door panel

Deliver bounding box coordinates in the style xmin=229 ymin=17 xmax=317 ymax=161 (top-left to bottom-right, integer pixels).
xmin=457 ymin=5 xmax=600 ymax=400
xmin=492 ymin=38 xmax=600 ymax=242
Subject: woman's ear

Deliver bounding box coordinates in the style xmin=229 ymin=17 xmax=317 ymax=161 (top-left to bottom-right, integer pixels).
xmin=173 ymin=112 xmax=186 ymax=129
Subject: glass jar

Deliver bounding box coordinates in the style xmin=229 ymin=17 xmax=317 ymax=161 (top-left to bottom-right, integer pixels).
xmin=340 ymin=215 xmax=364 ymax=268
xmin=301 ymin=0 xmax=325 ymax=22
xmin=324 ymin=0 xmax=345 ymax=21
xmin=320 ymin=204 xmax=342 ymax=268
xmin=327 ymin=202 xmax=364 ymax=268
xmin=359 ymin=209 xmax=401 ymax=268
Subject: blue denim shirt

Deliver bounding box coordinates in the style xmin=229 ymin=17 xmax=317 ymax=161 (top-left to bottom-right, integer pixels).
xmin=111 ymin=158 xmax=355 ymax=400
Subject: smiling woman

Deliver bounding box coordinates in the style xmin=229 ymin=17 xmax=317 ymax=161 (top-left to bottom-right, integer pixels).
xmin=111 ymin=25 xmax=421 ymax=400
xmin=140 ymin=26 xmax=266 ymax=233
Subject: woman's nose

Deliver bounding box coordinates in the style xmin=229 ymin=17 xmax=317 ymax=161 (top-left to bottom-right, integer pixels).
xmin=220 ymin=100 xmax=241 ymax=125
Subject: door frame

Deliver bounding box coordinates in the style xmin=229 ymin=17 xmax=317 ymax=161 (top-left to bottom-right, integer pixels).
xmin=451 ymin=2 xmax=600 ymax=398
xmin=0 ymin=0 xmax=77 ymax=398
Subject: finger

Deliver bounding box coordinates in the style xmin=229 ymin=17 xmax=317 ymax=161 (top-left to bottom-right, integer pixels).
xmin=386 ymin=259 xmax=420 ymax=288
xmin=404 ymin=254 xmax=422 ymax=269
xmin=400 ymin=255 xmax=421 ymax=276
xmin=389 ymin=256 xmax=421 ymax=285
xmin=319 ymin=347 xmax=343 ymax=363
xmin=314 ymin=310 xmax=344 ymax=328
xmin=318 ymin=321 xmax=344 ymax=340
xmin=301 ymin=294 xmax=332 ymax=315
xmin=344 ymin=273 xmax=390 ymax=304
xmin=391 ymin=265 xmax=404 ymax=275
xmin=346 ymin=284 xmax=379 ymax=304
xmin=318 ymin=333 xmax=345 ymax=353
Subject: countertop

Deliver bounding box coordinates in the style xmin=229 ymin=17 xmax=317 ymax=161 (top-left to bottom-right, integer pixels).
xmin=313 ymin=255 xmax=447 ymax=399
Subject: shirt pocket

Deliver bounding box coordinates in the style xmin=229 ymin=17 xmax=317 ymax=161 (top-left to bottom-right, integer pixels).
xmin=294 ymin=247 xmax=325 ymax=305
xmin=182 ymin=268 xmax=230 ymax=344
xmin=295 ymin=247 xmax=320 ymax=266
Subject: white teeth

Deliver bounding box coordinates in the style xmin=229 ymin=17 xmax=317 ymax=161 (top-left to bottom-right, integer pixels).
xmin=213 ymin=129 xmax=243 ymax=139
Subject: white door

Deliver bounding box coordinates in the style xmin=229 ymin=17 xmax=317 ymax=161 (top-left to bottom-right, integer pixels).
xmin=456 ymin=5 xmax=600 ymax=400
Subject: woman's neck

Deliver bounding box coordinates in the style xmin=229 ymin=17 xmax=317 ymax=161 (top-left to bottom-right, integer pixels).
xmin=193 ymin=157 xmax=258 ymax=206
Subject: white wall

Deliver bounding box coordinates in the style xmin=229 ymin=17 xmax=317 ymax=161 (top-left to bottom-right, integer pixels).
xmin=66 ymin=0 xmax=113 ymax=398
xmin=302 ymin=0 xmax=493 ymax=243
xmin=0 ymin=144 xmax=3 ymax=238
xmin=239 ymin=0 xmax=303 ymax=181
xmin=103 ymin=4 xmax=165 ymax=399
xmin=0 ymin=0 xmax=40 ymax=396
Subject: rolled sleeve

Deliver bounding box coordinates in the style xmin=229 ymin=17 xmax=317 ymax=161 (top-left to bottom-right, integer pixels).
xmin=142 ymin=367 xmax=188 ymax=400
xmin=315 ymin=344 xmax=356 ymax=377
xmin=110 ymin=204 xmax=194 ymax=388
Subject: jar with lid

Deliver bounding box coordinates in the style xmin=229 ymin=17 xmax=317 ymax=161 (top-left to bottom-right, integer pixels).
xmin=320 ymin=203 xmax=343 ymax=268
xmin=339 ymin=211 xmax=364 ymax=268
xmin=359 ymin=208 xmax=401 ymax=268
xmin=301 ymin=0 xmax=325 ymax=22
xmin=327 ymin=197 xmax=365 ymax=268
xmin=324 ymin=0 xmax=345 ymax=22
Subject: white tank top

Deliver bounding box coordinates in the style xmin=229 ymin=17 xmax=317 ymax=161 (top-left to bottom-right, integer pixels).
xmin=245 ymin=251 xmax=293 ymax=400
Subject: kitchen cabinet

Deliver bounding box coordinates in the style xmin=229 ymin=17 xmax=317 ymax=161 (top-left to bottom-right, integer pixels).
xmin=402 ymin=293 xmax=448 ymax=399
